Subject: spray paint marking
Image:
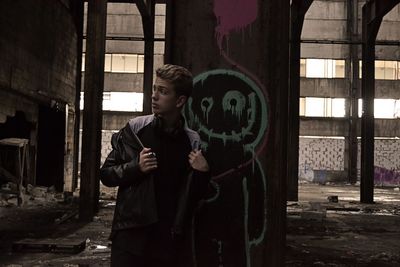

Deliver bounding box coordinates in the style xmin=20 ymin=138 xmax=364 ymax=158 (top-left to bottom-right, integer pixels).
xmin=214 ymin=0 xmax=258 ymax=49
xmin=185 ymin=69 xmax=268 ymax=267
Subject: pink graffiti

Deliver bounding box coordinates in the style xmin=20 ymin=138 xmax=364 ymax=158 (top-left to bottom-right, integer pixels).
xmin=374 ymin=166 xmax=400 ymax=186
xmin=211 ymin=0 xmax=270 ymax=181
xmin=214 ymin=0 xmax=258 ymax=49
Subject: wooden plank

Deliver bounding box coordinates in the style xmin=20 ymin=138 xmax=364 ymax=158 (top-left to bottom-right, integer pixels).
xmin=12 ymin=238 xmax=86 ymax=254
xmin=0 ymin=138 xmax=29 ymax=147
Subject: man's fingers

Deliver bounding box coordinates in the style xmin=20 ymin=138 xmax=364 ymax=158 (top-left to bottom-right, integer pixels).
xmin=144 ymin=157 xmax=157 ymax=163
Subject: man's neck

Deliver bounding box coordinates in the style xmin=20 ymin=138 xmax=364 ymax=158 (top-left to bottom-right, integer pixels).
xmin=158 ymin=112 xmax=181 ymax=130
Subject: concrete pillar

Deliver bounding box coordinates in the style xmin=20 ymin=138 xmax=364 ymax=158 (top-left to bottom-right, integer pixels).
xmin=345 ymin=0 xmax=359 ymax=185
xmin=288 ymin=0 xmax=313 ymax=201
xmin=70 ymin=0 xmax=84 ymax=192
xmin=170 ymin=0 xmax=289 ymax=265
xmin=79 ymin=0 xmax=107 ymax=221
xmin=263 ymin=2 xmax=290 ymax=265
xmin=360 ymin=0 xmax=400 ymax=203
xmin=137 ymin=0 xmax=155 ymax=115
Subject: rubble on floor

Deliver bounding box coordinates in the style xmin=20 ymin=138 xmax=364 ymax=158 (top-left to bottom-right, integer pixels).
xmin=0 ymin=196 xmax=113 ymax=266
xmin=1 ymin=182 xmax=399 ymax=266
xmin=286 ymin=183 xmax=400 ymax=266
xmin=0 ymin=182 xmax=78 ymax=207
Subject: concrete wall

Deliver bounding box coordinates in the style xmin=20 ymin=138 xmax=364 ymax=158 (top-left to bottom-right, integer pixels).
xmin=299 ymin=137 xmax=400 ymax=186
xmin=302 ymin=0 xmax=400 ymax=59
xmin=0 ymin=0 xmax=78 ymax=190
xmin=300 ymin=118 xmax=400 ymax=137
xmin=0 ymin=0 xmax=77 ymax=110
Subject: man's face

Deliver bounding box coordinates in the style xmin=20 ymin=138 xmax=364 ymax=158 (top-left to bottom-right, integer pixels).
xmin=151 ymin=77 xmax=186 ymax=116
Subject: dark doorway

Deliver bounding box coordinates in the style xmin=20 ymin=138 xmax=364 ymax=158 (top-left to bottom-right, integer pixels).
xmin=36 ymin=105 xmax=65 ymax=191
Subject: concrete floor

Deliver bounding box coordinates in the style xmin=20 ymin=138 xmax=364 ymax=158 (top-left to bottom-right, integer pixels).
xmin=0 ymin=183 xmax=399 ymax=266
xmin=286 ymin=183 xmax=400 ymax=266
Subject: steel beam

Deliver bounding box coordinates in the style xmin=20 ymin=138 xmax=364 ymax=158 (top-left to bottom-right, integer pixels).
xmin=136 ymin=0 xmax=155 ymax=115
xmin=287 ymin=0 xmax=313 ymax=201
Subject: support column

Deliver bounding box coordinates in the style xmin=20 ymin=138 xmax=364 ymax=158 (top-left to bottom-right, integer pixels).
xmin=263 ymin=1 xmax=290 ymax=265
xmin=360 ymin=0 xmax=399 ymax=203
xmin=346 ymin=0 xmax=359 ymax=185
xmin=70 ymin=0 xmax=84 ymax=192
xmin=164 ymin=0 xmax=173 ymax=64
xmin=79 ymin=0 xmax=107 ymax=221
xmin=288 ymin=0 xmax=313 ymax=201
xmin=361 ymin=9 xmax=377 ymax=203
xmin=361 ymin=4 xmax=379 ymax=204
xmin=137 ymin=0 xmax=155 ymax=115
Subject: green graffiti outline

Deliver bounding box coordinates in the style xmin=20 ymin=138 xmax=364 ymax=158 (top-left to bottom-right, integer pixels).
xmin=185 ymin=69 xmax=268 ymax=267
xmin=186 ymin=69 xmax=268 ymax=152
xmin=242 ymin=158 xmax=267 ymax=267
xmin=222 ymin=90 xmax=246 ymax=120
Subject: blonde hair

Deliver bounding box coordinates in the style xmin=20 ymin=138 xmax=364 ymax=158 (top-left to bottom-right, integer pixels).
xmin=156 ymin=64 xmax=193 ymax=97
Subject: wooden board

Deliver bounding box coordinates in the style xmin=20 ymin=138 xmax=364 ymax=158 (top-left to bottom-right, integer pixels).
xmin=12 ymin=238 xmax=86 ymax=254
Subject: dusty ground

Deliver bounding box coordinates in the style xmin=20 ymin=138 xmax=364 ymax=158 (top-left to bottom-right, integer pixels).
xmin=0 ymin=183 xmax=399 ymax=266
xmin=286 ymin=183 xmax=400 ymax=266
xmin=0 ymin=198 xmax=114 ymax=266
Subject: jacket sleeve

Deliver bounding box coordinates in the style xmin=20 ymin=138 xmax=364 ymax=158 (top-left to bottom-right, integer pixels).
xmin=100 ymin=131 xmax=146 ymax=187
xmin=191 ymin=169 xmax=211 ymax=202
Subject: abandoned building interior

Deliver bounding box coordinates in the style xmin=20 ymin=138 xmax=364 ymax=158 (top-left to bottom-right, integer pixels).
xmin=0 ymin=0 xmax=400 ymax=266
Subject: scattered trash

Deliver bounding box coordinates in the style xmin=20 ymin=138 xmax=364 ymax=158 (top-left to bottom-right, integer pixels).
xmin=326 ymin=207 xmax=360 ymax=212
xmin=105 ymin=202 xmax=116 ymax=207
xmin=309 ymin=202 xmax=322 ymax=211
xmin=301 ymin=210 xmax=326 ymax=221
xmin=54 ymin=210 xmax=79 ymax=225
xmin=327 ymin=195 xmax=339 ymax=203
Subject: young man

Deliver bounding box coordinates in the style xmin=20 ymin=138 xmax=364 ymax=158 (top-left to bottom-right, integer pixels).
xmin=100 ymin=64 xmax=210 ymax=267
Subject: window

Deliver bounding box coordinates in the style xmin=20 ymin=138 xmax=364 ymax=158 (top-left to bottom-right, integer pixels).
xmin=300 ymin=59 xmax=306 ymax=77
xmin=82 ymin=53 xmax=145 ymax=73
xmin=300 ymin=97 xmax=346 ymax=117
xmin=82 ymin=53 xmax=85 ymax=71
xmin=138 ymin=55 xmax=145 ymax=73
xmin=300 ymin=98 xmax=400 ymax=119
xmin=80 ymin=92 xmax=143 ymax=112
xmin=360 ymin=60 xmax=400 ymax=80
xmin=301 ymin=59 xmax=345 ymax=78
xmin=104 ymin=54 xmax=112 ymax=72
xmin=359 ymin=99 xmax=400 ymax=118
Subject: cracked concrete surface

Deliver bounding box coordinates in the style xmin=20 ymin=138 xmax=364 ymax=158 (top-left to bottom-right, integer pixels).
xmin=0 ymin=183 xmax=399 ymax=266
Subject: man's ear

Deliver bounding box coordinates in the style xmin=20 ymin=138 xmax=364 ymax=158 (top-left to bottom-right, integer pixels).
xmin=176 ymin=95 xmax=187 ymax=108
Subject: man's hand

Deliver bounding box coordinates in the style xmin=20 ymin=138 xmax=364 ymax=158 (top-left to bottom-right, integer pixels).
xmin=139 ymin=148 xmax=157 ymax=174
xmin=189 ymin=150 xmax=209 ymax=172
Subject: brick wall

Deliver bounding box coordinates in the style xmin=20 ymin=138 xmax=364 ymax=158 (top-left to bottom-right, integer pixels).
xmin=299 ymin=137 xmax=400 ymax=185
xmin=101 ymin=130 xmax=119 ymax=165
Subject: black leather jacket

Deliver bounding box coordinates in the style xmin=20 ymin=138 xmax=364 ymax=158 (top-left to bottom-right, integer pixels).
xmin=100 ymin=118 xmax=210 ymax=234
